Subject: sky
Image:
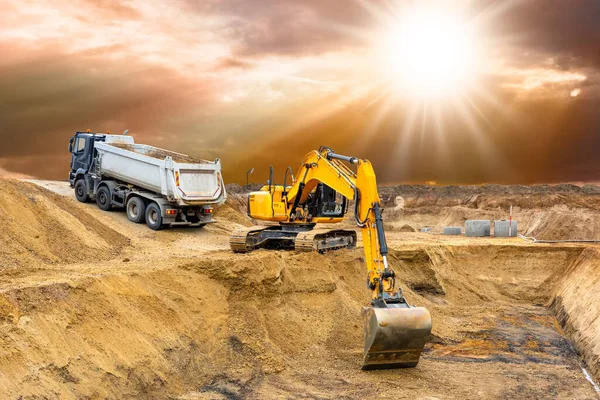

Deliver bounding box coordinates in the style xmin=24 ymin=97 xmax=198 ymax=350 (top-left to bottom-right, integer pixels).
xmin=0 ymin=0 xmax=599 ymax=184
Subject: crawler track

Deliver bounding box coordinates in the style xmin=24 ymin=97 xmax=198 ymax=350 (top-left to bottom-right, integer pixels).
xmin=229 ymin=226 xmax=271 ymax=253
xmin=229 ymin=226 xmax=357 ymax=253
xmin=295 ymin=228 xmax=357 ymax=253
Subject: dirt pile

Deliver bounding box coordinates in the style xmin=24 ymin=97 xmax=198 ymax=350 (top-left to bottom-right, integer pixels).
xmin=213 ymin=203 xmax=253 ymax=232
xmin=110 ymin=143 xmax=206 ymax=164
xmin=225 ymin=183 xmax=264 ymax=194
xmin=0 ymin=167 xmax=32 ymax=179
xmin=0 ymin=179 xmax=129 ymax=269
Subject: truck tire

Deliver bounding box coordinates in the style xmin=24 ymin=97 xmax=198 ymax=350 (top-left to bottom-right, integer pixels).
xmin=74 ymin=179 xmax=89 ymax=203
xmin=96 ymin=186 xmax=113 ymax=211
xmin=145 ymin=202 xmax=164 ymax=230
xmin=126 ymin=196 xmax=146 ymax=223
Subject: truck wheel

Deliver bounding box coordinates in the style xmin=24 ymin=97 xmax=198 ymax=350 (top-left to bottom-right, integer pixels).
xmin=74 ymin=179 xmax=89 ymax=203
xmin=126 ymin=197 xmax=146 ymax=223
xmin=145 ymin=202 xmax=164 ymax=230
xmin=96 ymin=186 xmax=113 ymax=211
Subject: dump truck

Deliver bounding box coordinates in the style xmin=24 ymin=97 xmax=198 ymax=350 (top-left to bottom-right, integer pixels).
xmin=68 ymin=131 xmax=226 ymax=230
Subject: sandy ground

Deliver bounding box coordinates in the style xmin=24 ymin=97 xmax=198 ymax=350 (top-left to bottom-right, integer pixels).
xmin=0 ymin=179 xmax=599 ymax=399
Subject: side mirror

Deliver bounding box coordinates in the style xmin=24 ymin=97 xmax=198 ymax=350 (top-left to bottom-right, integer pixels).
xmin=68 ymin=137 xmax=74 ymax=153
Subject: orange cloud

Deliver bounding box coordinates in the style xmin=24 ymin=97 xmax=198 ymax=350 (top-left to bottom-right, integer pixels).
xmin=0 ymin=0 xmax=599 ymax=184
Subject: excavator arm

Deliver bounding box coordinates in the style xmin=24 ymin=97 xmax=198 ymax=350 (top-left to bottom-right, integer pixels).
xmin=284 ymin=147 xmax=391 ymax=298
xmin=283 ymin=147 xmax=432 ymax=368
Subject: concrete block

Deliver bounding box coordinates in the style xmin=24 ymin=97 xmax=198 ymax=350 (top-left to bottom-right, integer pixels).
xmin=443 ymin=226 xmax=462 ymax=235
xmin=494 ymin=220 xmax=518 ymax=237
xmin=394 ymin=196 xmax=405 ymax=210
xmin=465 ymin=220 xmax=491 ymax=237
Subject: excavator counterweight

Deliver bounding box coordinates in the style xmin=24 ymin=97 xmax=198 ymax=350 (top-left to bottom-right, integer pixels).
xmin=230 ymin=147 xmax=432 ymax=369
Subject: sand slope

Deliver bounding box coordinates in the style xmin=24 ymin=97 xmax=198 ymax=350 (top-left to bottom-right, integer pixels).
xmin=0 ymin=180 xmax=129 ymax=269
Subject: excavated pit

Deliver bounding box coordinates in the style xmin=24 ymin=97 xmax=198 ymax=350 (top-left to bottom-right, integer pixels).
xmin=1 ymin=245 xmax=599 ymax=399
xmin=0 ymin=180 xmax=599 ymax=399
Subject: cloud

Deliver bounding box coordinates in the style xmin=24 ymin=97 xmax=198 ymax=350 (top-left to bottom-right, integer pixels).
xmin=184 ymin=0 xmax=382 ymax=57
xmin=211 ymin=57 xmax=255 ymax=71
xmin=495 ymin=0 xmax=600 ymax=70
xmin=0 ymin=0 xmax=599 ymax=184
xmin=501 ymin=67 xmax=587 ymax=93
xmin=0 ymin=36 xmax=230 ymax=179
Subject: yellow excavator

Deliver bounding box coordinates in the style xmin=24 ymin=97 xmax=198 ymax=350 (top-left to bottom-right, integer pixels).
xmin=230 ymin=146 xmax=432 ymax=369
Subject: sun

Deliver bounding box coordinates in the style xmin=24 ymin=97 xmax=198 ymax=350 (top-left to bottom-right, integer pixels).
xmin=380 ymin=8 xmax=479 ymax=98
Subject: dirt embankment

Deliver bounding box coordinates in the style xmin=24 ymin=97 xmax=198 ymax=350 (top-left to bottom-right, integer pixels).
xmin=0 ymin=180 xmax=599 ymax=398
xmin=0 ymin=180 xmax=129 ymax=269
xmin=380 ymin=184 xmax=600 ymax=240
xmin=552 ymin=247 xmax=600 ymax=380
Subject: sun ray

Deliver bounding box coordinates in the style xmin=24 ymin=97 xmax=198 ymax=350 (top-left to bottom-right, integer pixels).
xmin=357 ymin=89 xmax=399 ymax=147
xmin=452 ymin=92 xmax=509 ymax=177
xmin=355 ymin=0 xmax=399 ymax=23
xmin=419 ymin=103 xmax=428 ymax=154
xmin=431 ymin=101 xmax=450 ymax=173
xmin=315 ymin=0 xmax=521 ymax=183
xmin=394 ymin=98 xmax=425 ymax=179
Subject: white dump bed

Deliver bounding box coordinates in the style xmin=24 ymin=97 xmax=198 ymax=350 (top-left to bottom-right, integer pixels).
xmin=95 ymin=135 xmax=226 ymax=205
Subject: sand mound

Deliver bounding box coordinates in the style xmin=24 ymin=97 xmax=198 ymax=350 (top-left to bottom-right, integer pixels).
xmin=214 ymin=196 xmax=253 ymax=230
xmin=0 ymin=167 xmax=32 ymax=179
xmin=0 ymin=179 xmax=129 ymax=268
xmin=397 ymin=224 xmax=416 ymax=232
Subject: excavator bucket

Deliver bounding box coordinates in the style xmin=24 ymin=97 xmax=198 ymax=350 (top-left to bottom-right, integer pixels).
xmin=362 ymin=306 xmax=432 ymax=370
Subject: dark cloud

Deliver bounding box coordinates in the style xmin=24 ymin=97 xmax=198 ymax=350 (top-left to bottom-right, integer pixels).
xmin=0 ymin=39 xmax=223 ymax=178
xmin=184 ymin=0 xmax=383 ymax=56
xmin=484 ymin=0 xmax=600 ymax=70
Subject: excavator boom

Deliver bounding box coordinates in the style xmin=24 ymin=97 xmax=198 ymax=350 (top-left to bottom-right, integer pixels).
xmin=230 ymin=147 xmax=432 ymax=369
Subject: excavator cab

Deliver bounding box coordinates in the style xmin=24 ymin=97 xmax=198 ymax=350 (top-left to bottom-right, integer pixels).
xmin=307 ymin=184 xmax=347 ymax=219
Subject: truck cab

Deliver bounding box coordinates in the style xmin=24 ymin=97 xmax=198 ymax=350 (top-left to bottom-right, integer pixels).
xmin=68 ymin=132 xmax=106 ymax=187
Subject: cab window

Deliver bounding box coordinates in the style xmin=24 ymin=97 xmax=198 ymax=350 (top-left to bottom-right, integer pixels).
xmin=75 ymin=138 xmax=86 ymax=153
